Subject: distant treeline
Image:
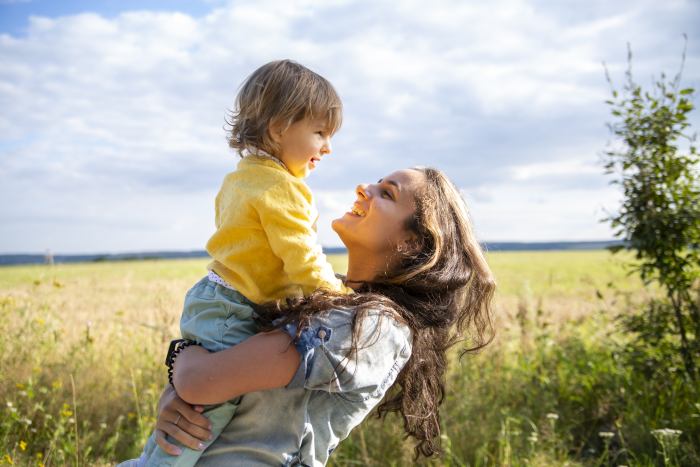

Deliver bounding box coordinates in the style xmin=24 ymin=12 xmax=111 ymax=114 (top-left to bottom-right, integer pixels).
xmin=0 ymin=241 xmax=625 ymax=266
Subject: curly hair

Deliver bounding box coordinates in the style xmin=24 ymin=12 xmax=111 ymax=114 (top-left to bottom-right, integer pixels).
xmin=258 ymin=167 xmax=495 ymax=459
xmin=225 ymin=59 xmax=342 ymax=157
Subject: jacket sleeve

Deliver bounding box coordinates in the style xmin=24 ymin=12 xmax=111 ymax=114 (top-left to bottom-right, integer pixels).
xmin=282 ymin=308 xmax=412 ymax=402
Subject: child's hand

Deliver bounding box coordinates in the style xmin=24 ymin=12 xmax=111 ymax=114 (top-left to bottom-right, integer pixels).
xmin=154 ymin=385 xmax=212 ymax=454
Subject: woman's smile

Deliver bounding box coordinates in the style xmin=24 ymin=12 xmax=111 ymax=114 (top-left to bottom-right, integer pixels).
xmin=350 ymin=202 xmax=366 ymax=217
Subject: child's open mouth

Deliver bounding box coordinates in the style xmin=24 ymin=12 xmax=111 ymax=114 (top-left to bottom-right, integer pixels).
xmin=309 ymin=157 xmax=320 ymax=169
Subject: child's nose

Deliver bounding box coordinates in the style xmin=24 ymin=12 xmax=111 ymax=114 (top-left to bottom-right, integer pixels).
xmin=356 ymin=184 xmax=368 ymax=199
xmin=321 ymin=138 xmax=332 ymax=155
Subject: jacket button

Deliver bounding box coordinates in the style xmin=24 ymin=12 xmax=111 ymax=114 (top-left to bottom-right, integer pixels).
xmin=317 ymin=329 xmax=327 ymax=339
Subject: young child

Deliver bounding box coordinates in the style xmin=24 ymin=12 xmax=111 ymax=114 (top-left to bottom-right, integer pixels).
xmin=125 ymin=59 xmax=351 ymax=467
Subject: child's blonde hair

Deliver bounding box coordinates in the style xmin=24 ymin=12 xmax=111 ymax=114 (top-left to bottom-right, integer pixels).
xmin=226 ymin=59 xmax=343 ymax=157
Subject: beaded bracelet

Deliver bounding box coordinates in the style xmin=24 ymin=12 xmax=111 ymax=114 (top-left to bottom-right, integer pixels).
xmin=165 ymin=339 xmax=201 ymax=386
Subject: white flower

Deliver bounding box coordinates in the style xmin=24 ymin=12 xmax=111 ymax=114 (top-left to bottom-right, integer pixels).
xmin=651 ymin=428 xmax=682 ymax=439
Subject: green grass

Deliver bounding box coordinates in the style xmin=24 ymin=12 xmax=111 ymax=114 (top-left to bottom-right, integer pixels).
xmin=1 ymin=252 xmax=697 ymax=466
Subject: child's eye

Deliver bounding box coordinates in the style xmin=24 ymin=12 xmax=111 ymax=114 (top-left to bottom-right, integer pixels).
xmin=381 ymin=190 xmax=393 ymax=200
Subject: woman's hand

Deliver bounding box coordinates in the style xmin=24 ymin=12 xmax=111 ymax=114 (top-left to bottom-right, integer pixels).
xmin=154 ymin=385 xmax=212 ymax=455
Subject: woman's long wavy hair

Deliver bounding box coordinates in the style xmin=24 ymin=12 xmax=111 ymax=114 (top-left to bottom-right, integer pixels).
xmin=258 ymin=167 xmax=495 ymax=459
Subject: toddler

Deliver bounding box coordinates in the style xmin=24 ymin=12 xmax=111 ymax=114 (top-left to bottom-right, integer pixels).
xmin=126 ymin=59 xmax=351 ymax=467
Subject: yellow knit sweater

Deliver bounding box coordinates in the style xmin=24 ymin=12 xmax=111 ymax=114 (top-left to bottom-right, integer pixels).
xmin=206 ymin=155 xmax=350 ymax=303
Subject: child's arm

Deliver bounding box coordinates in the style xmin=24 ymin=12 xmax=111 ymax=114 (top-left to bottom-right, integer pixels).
xmin=256 ymin=180 xmax=353 ymax=295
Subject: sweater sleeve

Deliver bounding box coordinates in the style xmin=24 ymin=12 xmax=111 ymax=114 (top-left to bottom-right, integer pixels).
xmin=255 ymin=178 xmax=352 ymax=296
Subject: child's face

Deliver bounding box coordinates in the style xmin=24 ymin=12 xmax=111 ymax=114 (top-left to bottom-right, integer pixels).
xmin=272 ymin=117 xmax=333 ymax=178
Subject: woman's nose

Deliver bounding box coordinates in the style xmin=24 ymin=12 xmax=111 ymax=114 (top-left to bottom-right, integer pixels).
xmin=356 ymin=183 xmax=369 ymax=199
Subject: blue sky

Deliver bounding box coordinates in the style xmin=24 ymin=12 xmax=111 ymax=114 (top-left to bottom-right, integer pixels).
xmin=1 ymin=0 xmax=699 ymax=253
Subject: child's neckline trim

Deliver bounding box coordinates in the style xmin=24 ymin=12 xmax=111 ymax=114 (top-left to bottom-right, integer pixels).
xmin=241 ymin=147 xmax=289 ymax=172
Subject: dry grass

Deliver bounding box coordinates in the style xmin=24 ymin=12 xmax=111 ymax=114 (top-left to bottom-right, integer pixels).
xmin=3 ymin=251 xmax=687 ymax=466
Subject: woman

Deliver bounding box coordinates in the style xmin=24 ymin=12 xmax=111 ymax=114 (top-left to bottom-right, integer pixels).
xmin=149 ymin=167 xmax=494 ymax=465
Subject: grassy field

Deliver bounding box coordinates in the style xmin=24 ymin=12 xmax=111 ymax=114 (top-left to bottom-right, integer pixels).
xmin=1 ymin=251 xmax=698 ymax=466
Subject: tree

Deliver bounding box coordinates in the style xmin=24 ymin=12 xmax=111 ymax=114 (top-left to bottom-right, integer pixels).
xmin=603 ymin=40 xmax=700 ymax=380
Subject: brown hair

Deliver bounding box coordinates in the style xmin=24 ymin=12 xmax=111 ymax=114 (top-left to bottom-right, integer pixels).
xmin=259 ymin=167 xmax=495 ymax=458
xmin=225 ymin=59 xmax=343 ymax=157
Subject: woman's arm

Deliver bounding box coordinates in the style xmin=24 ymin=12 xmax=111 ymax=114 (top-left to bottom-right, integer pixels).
xmin=173 ymin=330 xmax=301 ymax=405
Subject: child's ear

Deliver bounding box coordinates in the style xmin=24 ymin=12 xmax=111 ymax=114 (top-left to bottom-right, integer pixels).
xmin=268 ymin=119 xmax=285 ymax=144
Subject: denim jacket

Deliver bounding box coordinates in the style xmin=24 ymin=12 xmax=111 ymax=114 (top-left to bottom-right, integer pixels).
xmin=197 ymin=307 xmax=412 ymax=466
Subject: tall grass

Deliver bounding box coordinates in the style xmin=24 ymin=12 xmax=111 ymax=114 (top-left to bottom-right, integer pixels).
xmin=1 ymin=252 xmax=697 ymax=465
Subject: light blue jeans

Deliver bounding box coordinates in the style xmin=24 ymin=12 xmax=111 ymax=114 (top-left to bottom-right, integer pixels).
xmin=123 ymin=276 xmax=259 ymax=467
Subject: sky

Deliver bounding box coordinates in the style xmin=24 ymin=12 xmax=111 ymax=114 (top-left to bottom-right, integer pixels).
xmin=1 ymin=0 xmax=699 ymax=254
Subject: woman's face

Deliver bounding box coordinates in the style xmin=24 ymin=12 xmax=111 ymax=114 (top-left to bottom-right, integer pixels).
xmin=332 ymin=168 xmax=424 ymax=260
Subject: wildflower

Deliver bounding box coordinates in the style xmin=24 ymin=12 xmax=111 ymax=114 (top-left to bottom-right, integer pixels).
xmin=546 ymin=413 xmax=559 ymax=421
xmin=598 ymin=431 xmax=615 ymax=439
xmin=3 ymin=453 xmax=14 ymax=465
xmin=651 ymin=428 xmax=682 ymax=439
xmin=19 ymin=440 xmax=27 ymax=451
xmin=527 ymin=433 xmax=538 ymax=443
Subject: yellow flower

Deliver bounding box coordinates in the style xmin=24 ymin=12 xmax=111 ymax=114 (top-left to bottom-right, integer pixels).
xmin=19 ymin=440 xmax=27 ymax=451
xmin=61 ymin=403 xmax=73 ymax=418
xmin=3 ymin=453 xmax=14 ymax=465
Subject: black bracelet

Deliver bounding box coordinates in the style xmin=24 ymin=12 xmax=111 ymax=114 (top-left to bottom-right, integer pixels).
xmin=165 ymin=339 xmax=201 ymax=387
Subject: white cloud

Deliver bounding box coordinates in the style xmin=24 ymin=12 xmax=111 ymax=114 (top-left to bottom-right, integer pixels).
xmin=1 ymin=0 xmax=698 ymax=252
xmin=465 ymin=182 xmax=621 ymax=242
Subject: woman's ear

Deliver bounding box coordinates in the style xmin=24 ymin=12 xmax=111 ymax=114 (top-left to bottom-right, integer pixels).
xmin=397 ymin=235 xmax=420 ymax=255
